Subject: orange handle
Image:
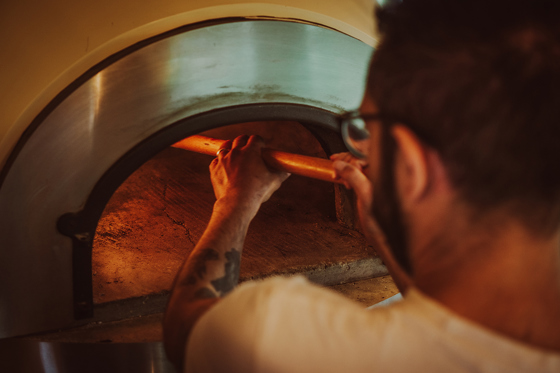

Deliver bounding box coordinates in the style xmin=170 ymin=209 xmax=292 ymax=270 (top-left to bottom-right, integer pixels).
xmin=172 ymin=135 xmax=341 ymax=184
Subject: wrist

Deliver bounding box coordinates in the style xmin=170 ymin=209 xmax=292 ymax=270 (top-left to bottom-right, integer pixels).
xmin=213 ymin=193 xmax=262 ymax=222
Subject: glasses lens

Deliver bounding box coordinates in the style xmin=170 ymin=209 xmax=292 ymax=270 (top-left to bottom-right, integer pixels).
xmin=342 ymin=117 xmax=370 ymax=158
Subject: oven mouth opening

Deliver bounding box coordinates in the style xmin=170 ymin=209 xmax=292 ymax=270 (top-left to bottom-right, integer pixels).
xmin=57 ymin=103 xmax=384 ymax=322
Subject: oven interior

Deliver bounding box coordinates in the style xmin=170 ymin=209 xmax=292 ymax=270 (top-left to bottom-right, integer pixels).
xmin=32 ymin=120 xmax=389 ymax=343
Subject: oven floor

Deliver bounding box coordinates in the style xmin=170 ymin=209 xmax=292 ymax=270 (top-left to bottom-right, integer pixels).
xmin=2 ymin=276 xmax=398 ymax=373
xmin=29 ymin=275 xmax=398 ymax=343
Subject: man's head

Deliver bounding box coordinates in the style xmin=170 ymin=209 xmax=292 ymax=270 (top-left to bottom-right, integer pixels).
xmin=363 ymin=0 xmax=560 ymax=274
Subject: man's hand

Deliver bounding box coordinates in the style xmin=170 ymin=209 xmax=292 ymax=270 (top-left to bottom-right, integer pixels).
xmin=210 ymin=135 xmax=290 ymax=216
xmin=331 ymin=152 xmax=380 ymax=249
xmin=331 ymin=152 xmax=371 ymax=216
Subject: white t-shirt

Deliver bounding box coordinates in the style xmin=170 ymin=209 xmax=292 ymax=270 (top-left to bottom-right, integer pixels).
xmin=185 ymin=276 xmax=560 ymax=373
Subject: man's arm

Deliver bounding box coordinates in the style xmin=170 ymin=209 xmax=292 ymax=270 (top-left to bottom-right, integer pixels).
xmin=163 ymin=135 xmax=289 ymax=370
xmin=331 ymin=153 xmax=413 ymax=294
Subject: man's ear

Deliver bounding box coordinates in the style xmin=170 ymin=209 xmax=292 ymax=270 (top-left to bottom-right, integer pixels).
xmin=391 ymin=125 xmax=430 ymax=201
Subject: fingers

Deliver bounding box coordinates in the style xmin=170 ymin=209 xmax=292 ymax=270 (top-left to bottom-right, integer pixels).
xmin=216 ymin=139 xmax=233 ymax=161
xmin=330 ymin=152 xmax=368 ymax=170
xmin=219 ymin=135 xmax=265 ymax=155
xmin=330 ymin=152 xmax=355 ymax=163
xmin=222 ymin=135 xmax=263 ymax=158
xmin=232 ymin=134 xmax=250 ymax=149
xmin=247 ymin=136 xmax=290 ymax=182
xmin=209 ymin=134 xmax=289 ymax=208
xmin=332 ymin=160 xmax=372 ymax=207
xmin=215 ymin=135 xmax=265 ymax=163
xmin=245 ymin=134 xmax=265 ymax=150
xmin=331 ymin=153 xmax=369 ymax=189
xmin=220 ymin=139 xmax=233 ymax=150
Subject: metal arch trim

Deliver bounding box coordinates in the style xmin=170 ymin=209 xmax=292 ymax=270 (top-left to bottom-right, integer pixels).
xmin=0 ymin=19 xmax=372 ymax=337
xmin=0 ymin=17 xmax=248 ymax=188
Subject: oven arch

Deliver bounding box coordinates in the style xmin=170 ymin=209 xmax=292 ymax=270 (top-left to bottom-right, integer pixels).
xmin=0 ymin=19 xmax=372 ymax=338
xmin=57 ymin=103 xmax=342 ymax=320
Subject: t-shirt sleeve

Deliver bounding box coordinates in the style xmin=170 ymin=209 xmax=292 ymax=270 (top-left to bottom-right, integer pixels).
xmin=184 ymin=279 xmax=266 ymax=373
xmin=184 ymin=276 xmax=375 ymax=373
xmin=185 ymin=280 xmax=560 ymax=373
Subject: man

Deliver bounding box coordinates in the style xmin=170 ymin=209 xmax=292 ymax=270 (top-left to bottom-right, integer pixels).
xmin=164 ymin=0 xmax=560 ymax=371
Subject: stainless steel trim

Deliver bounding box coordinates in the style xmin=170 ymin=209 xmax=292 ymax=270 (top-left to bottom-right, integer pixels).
xmin=0 ymin=19 xmax=372 ymax=337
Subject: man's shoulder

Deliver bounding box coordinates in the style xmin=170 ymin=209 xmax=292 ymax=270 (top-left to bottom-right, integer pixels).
xmin=187 ymin=278 xmax=560 ymax=373
xmin=233 ymin=275 xmax=365 ymax=304
xmin=187 ymin=275 xmax=397 ymax=372
xmin=227 ymin=275 xmax=386 ymax=321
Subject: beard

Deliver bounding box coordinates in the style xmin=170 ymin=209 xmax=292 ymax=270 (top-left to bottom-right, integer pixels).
xmin=370 ymin=126 xmax=414 ymax=275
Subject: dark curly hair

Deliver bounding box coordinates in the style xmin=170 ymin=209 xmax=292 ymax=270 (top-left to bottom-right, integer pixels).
xmin=369 ymin=0 xmax=560 ymax=234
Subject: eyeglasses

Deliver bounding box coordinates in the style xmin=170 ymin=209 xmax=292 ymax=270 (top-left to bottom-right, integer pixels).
xmin=339 ymin=110 xmax=381 ymax=159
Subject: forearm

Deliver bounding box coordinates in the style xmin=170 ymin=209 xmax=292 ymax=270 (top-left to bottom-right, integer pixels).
xmin=163 ymin=196 xmax=258 ymax=368
xmin=164 ymin=134 xmax=289 ymax=369
xmin=173 ymin=197 xmax=256 ymax=298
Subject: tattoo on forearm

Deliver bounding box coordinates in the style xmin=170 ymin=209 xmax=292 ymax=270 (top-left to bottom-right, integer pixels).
xmin=193 ymin=249 xmax=220 ymax=278
xmin=179 ymin=248 xmax=220 ymax=287
xmin=182 ymin=248 xmax=241 ymax=300
xmin=211 ymin=249 xmax=241 ymax=296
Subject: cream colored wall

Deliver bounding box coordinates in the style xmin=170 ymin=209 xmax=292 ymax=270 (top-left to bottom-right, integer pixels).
xmin=0 ymin=0 xmax=377 ymax=169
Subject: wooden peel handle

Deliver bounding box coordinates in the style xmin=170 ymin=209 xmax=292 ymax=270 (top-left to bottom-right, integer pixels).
xmin=172 ymin=135 xmax=342 ymax=184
